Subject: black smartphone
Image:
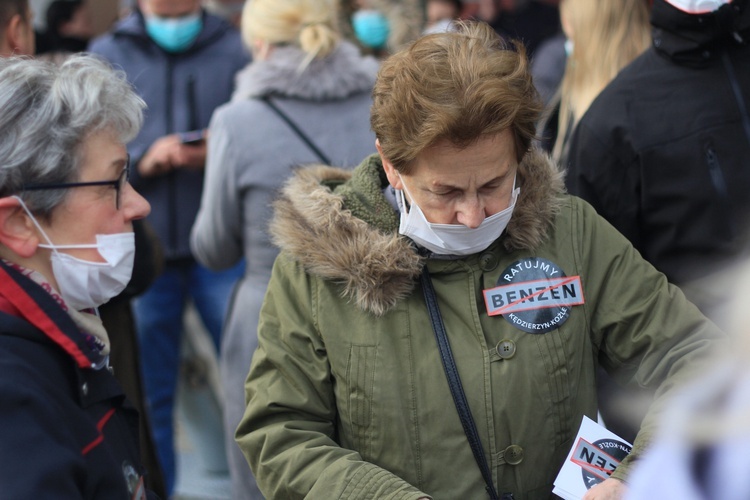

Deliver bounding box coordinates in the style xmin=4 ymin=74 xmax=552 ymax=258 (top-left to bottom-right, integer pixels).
xmin=178 ymin=129 xmax=206 ymax=145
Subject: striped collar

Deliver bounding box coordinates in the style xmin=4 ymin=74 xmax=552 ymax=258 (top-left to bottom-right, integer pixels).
xmin=0 ymin=260 xmax=106 ymax=369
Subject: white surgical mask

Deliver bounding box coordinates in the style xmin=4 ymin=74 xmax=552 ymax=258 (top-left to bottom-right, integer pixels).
xmin=396 ymin=175 xmax=520 ymax=255
xmin=665 ymin=0 xmax=730 ymax=13
xmin=15 ymin=196 xmax=135 ymax=311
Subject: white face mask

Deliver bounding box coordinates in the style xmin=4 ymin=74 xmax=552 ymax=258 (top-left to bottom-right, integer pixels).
xmin=15 ymin=197 xmax=135 ymax=311
xmin=665 ymin=0 xmax=730 ymax=13
xmin=396 ymin=175 xmax=520 ymax=256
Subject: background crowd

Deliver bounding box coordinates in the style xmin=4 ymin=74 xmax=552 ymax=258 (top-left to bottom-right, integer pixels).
xmin=1 ymin=0 xmax=748 ymax=499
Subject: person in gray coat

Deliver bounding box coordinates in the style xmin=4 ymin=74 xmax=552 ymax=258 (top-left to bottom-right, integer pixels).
xmin=88 ymin=0 xmax=249 ymax=494
xmin=190 ymin=0 xmax=379 ymax=498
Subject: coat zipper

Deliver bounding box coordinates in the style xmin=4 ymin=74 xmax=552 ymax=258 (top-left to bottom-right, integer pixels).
xmin=705 ymin=146 xmax=728 ymax=199
xmin=721 ymin=50 xmax=750 ymax=149
xmin=705 ymin=144 xmax=736 ymax=238
xmin=166 ymin=56 xmax=178 ymax=257
xmin=187 ymin=74 xmax=198 ymax=131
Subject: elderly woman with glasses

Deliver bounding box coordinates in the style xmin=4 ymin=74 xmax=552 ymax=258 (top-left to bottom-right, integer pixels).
xmin=0 ymin=55 xmax=156 ymax=498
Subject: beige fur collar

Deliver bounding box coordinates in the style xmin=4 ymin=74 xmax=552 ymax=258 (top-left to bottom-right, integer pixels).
xmin=270 ymin=149 xmax=565 ymax=316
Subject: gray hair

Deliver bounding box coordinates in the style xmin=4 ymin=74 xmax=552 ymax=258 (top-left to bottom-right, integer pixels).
xmin=0 ymin=54 xmax=145 ymax=217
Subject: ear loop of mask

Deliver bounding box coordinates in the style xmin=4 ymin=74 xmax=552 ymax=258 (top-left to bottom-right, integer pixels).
xmin=12 ymin=196 xmax=99 ymax=255
xmin=396 ymin=172 xmax=420 ymax=215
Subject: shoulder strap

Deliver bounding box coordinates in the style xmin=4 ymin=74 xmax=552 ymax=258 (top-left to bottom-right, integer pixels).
xmin=420 ymin=267 xmax=500 ymax=500
xmin=261 ymin=96 xmax=332 ymax=165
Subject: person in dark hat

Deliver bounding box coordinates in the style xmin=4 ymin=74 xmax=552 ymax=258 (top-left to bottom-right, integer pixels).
xmin=37 ymin=0 xmax=94 ymax=55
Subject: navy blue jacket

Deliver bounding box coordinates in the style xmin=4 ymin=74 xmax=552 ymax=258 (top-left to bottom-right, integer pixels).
xmin=0 ymin=261 xmax=158 ymax=498
xmin=89 ymin=10 xmax=249 ymax=260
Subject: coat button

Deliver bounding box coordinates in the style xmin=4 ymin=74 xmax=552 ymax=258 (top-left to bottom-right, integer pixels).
xmin=81 ymin=382 xmax=89 ymax=396
xmin=479 ymin=252 xmax=499 ymax=271
xmin=496 ymin=339 xmax=516 ymax=359
xmin=504 ymin=445 xmax=524 ymax=465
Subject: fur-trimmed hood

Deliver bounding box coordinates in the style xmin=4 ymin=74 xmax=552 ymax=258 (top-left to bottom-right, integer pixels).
xmin=270 ymin=149 xmax=565 ymax=316
xmin=231 ymin=40 xmax=379 ymax=101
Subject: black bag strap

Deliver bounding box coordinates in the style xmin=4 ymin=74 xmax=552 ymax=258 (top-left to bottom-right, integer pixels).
xmin=261 ymin=96 xmax=331 ymax=164
xmin=420 ymin=267 xmax=500 ymax=500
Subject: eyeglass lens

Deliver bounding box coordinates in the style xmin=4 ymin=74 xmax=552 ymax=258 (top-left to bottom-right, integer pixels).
xmin=115 ymin=166 xmax=129 ymax=210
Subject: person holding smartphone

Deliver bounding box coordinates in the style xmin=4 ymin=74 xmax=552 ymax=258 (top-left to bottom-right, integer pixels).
xmin=89 ymin=0 xmax=249 ymax=495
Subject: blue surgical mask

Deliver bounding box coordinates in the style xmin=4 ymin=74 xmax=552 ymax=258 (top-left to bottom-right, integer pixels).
xmin=145 ymin=12 xmax=203 ymax=53
xmin=564 ymin=39 xmax=574 ymax=58
xmin=352 ymin=9 xmax=390 ymax=49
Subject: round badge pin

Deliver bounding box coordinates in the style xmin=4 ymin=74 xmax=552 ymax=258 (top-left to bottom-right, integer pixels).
xmin=580 ymin=438 xmax=632 ymax=489
xmin=483 ymin=257 xmax=584 ymax=333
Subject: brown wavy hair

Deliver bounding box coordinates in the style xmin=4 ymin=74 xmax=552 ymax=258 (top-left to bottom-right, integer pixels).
xmin=371 ymin=21 xmax=542 ymax=173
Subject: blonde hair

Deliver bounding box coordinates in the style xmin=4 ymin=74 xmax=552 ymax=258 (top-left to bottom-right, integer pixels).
xmin=241 ymin=0 xmax=340 ymax=62
xmin=372 ymin=21 xmax=542 ymax=173
xmin=553 ymin=0 xmax=651 ymax=160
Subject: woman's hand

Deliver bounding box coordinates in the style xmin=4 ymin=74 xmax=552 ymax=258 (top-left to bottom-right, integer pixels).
xmin=138 ymin=133 xmax=207 ymax=177
xmin=582 ymin=478 xmax=626 ymax=500
xmin=138 ymin=135 xmax=180 ymax=177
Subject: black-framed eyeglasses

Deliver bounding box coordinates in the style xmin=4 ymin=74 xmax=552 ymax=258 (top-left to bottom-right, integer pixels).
xmin=22 ymin=156 xmax=130 ymax=210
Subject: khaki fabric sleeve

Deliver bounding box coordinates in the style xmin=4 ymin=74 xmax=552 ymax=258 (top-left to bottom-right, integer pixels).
xmin=569 ymin=197 xmax=726 ymax=481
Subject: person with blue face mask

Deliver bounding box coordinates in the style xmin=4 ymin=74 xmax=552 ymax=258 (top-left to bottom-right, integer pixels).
xmin=139 ymin=0 xmax=203 ymax=53
xmin=144 ymin=8 xmax=203 ymax=53
xmin=352 ymin=8 xmax=390 ymax=49
xmin=89 ymin=0 xmax=250 ymax=495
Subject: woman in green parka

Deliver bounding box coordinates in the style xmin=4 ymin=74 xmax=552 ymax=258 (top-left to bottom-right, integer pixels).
xmin=236 ymin=22 xmax=724 ymax=500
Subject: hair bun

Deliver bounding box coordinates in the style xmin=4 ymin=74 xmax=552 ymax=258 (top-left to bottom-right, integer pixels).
xmin=299 ymin=21 xmax=338 ymax=58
